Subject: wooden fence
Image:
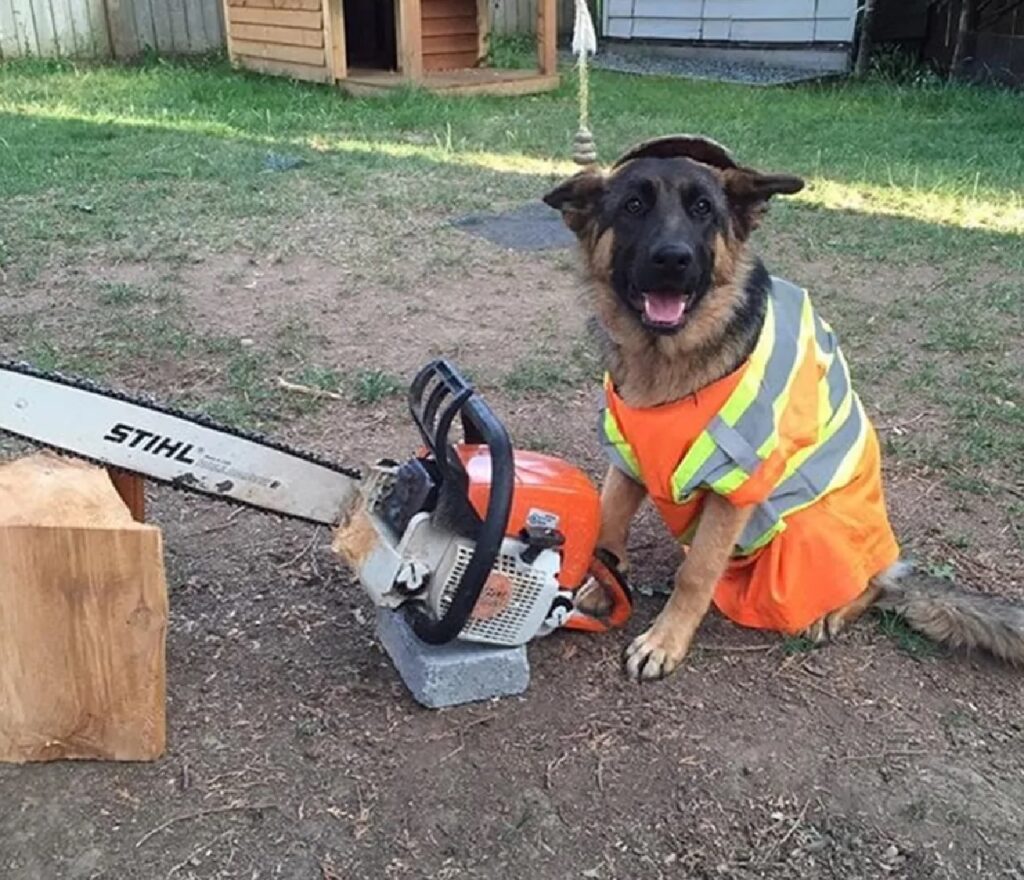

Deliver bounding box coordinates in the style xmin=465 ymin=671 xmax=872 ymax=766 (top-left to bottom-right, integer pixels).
xmin=113 ymin=0 xmax=225 ymax=57
xmin=491 ymin=0 xmax=574 ymax=34
xmin=0 ymin=0 xmax=111 ymax=57
xmin=873 ymin=0 xmax=1024 ymax=86
xmin=0 ymin=0 xmax=569 ymax=60
xmin=0 ymin=0 xmax=223 ymax=59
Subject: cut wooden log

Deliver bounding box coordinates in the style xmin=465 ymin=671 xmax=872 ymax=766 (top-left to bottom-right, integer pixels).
xmin=107 ymin=469 xmax=147 ymax=522
xmin=0 ymin=453 xmax=168 ymax=763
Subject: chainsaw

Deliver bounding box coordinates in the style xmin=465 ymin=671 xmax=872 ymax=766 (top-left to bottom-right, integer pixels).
xmin=0 ymin=359 xmax=631 ymax=647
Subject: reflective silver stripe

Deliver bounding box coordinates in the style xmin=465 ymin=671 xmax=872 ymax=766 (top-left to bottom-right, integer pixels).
xmin=738 ymin=499 xmax=784 ymax=552
xmin=813 ymin=311 xmax=852 ymax=415
xmin=675 ymin=440 xmax=737 ymax=501
xmin=824 ymin=347 xmax=852 ymax=414
xmin=737 ymin=392 xmax=866 ymax=552
xmin=673 ymin=415 xmax=765 ymax=500
xmin=674 ymin=278 xmax=806 ymax=500
xmin=727 ymin=278 xmax=806 ymax=452
xmin=813 ymin=311 xmax=835 ymax=357
xmin=707 ymin=415 xmax=764 ymax=474
xmin=778 ymin=394 xmax=864 ymax=497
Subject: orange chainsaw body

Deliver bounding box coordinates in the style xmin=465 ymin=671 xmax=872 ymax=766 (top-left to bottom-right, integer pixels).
xmin=453 ymin=445 xmax=631 ymax=633
xmin=456 ymin=445 xmax=601 ymax=590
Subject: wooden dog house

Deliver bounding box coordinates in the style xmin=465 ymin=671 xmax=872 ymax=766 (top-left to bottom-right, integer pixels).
xmin=223 ymin=0 xmax=560 ymax=96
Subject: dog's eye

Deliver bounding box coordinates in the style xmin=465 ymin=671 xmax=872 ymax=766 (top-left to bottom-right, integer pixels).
xmin=692 ymin=197 xmax=713 ymax=217
xmin=623 ymin=196 xmax=644 ymax=216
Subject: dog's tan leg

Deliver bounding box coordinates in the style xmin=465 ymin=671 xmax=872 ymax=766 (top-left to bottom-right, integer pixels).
xmin=624 ymin=494 xmax=751 ymax=681
xmin=596 ymin=465 xmax=647 ymax=571
xmin=576 ymin=465 xmax=647 ymax=616
xmin=803 ymin=580 xmax=884 ymax=644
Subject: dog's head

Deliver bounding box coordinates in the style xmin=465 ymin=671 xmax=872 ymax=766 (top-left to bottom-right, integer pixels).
xmin=543 ymin=135 xmax=804 ymax=337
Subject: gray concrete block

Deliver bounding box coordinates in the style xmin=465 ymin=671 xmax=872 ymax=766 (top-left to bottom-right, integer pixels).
xmin=376 ymin=608 xmax=530 ymax=709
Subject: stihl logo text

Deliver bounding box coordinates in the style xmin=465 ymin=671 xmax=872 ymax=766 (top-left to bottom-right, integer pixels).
xmin=104 ymin=423 xmax=197 ymax=464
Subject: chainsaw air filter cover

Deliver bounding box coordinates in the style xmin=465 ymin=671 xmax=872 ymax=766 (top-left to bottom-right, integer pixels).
xmin=437 ymin=540 xmax=561 ymax=646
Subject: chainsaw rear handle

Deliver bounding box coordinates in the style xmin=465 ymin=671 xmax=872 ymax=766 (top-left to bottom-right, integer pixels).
xmin=405 ymin=359 xmax=514 ymax=645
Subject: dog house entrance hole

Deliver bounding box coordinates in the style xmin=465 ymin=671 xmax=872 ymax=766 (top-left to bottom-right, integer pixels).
xmin=344 ymin=0 xmax=397 ymax=71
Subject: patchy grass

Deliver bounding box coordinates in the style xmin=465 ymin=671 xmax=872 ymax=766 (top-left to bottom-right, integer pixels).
xmin=923 ymin=560 xmax=958 ymax=581
xmin=503 ymin=338 xmax=603 ymax=396
xmin=21 ymin=337 xmax=109 ymax=379
xmin=95 ymin=280 xmax=147 ymax=306
xmin=503 ymin=355 xmax=576 ymax=396
xmin=353 ymin=369 xmax=403 ymax=406
xmin=782 ymin=635 xmax=817 ymax=655
xmin=874 ymin=610 xmax=938 ymax=659
xmin=0 ymin=237 xmax=12 ymax=272
xmin=297 ymin=365 xmax=343 ymax=393
xmin=487 ymin=35 xmax=537 ymax=71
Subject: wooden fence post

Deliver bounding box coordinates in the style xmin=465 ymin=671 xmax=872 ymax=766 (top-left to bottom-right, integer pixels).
xmin=537 ymin=0 xmax=557 ymax=74
xmin=104 ymin=0 xmax=139 ymax=59
xmin=949 ymin=0 xmax=977 ymax=80
xmin=477 ymin=0 xmax=490 ymax=64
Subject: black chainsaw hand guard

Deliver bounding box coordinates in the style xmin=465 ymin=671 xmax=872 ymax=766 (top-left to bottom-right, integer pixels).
xmin=404 ymin=360 xmax=514 ymax=645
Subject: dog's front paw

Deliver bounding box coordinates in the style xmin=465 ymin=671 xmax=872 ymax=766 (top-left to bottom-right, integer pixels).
xmin=623 ymin=613 xmax=694 ymax=681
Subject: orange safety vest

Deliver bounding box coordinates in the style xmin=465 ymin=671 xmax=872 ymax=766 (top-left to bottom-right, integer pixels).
xmin=601 ymin=278 xmax=900 ymax=634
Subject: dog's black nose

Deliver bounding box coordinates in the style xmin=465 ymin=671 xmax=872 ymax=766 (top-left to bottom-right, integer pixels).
xmin=651 ymin=243 xmax=693 ymax=271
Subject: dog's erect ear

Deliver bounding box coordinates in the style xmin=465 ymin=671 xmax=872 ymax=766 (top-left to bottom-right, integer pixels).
xmin=543 ymin=171 xmax=606 ymax=236
xmin=723 ymin=168 xmax=805 ymax=202
xmin=722 ymin=168 xmax=805 ymax=238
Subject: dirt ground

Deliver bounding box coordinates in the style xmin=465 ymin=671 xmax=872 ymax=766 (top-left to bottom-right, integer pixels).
xmin=2 ymin=209 xmax=1023 ymax=879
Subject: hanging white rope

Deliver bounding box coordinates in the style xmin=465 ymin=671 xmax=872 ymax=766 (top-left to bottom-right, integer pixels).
xmin=571 ymin=0 xmax=598 ymax=168
xmin=572 ymin=0 xmax=598 ymax=58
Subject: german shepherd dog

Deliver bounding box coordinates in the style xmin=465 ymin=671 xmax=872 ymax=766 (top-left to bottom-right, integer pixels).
xmin=544 ymin=135 xmax=1024 ymax=681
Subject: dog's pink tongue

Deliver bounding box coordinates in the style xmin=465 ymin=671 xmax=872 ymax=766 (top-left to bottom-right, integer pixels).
xmin=643 ymin=293 xmax=686 ymax=324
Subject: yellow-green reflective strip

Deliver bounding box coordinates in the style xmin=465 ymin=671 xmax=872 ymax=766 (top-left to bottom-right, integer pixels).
xmin=718 ymin=297 xmax=776 ymax=428
xmin=670 ymin=431 xmax=717 ymax=501
xmin=821 ymin=398 xmax=869 ymax=494
xmin=755 ymin=292 xmax=815 ymax=460
xmin=729 ymin=282 xmax=806 ymax=455
xmin=741 ymin=520 xmax=787 ymax=554
xmin=602 ymin=408 xmax=641 ymax=479
xmin=708 ymin=466 xmax=748 ymax=495
xmin=741 ymin=420 xmax=867 ymax=554
xmin=816 ymin=350 xmax=832 ymax=441
xmin=740 ymin=397 xmax=868 ymax=553
xmin=669 ymin=298 xmax=779 ymax=500
xmin=778 ymin=379 xmax=855 ymax=484
xmin=741 ymin=520 xmax=786 ymax=553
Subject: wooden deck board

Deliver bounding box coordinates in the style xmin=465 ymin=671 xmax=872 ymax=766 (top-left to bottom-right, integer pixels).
xmin=341 ymin=67 xmax=559 ymax=96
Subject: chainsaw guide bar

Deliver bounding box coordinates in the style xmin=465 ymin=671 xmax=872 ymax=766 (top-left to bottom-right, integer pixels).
xmin=0 ymin=360 xmax=363 ymax=525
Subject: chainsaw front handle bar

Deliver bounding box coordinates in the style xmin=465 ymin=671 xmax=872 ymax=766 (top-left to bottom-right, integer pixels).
xmin=406 ymin=360 xmax=514 ymax=645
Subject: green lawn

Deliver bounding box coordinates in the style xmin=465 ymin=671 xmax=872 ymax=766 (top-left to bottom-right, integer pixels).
xmin=1 ymin=54 xmax=1021 ymax=263
xmin=0 ymin=53 xmax=1021 ymax=574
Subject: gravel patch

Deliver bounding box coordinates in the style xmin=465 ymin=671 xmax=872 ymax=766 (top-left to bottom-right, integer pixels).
xmin=561 ymin=48 xmax=844 ymax=86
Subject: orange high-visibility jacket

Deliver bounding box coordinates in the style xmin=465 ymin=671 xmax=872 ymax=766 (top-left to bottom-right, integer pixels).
xmin=601 ymin=277 xmax=900 ymax=634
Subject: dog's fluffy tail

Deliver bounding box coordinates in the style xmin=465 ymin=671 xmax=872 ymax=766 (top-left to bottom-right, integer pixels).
xmin=874 ymin=561 xmax=1024 ymax=664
